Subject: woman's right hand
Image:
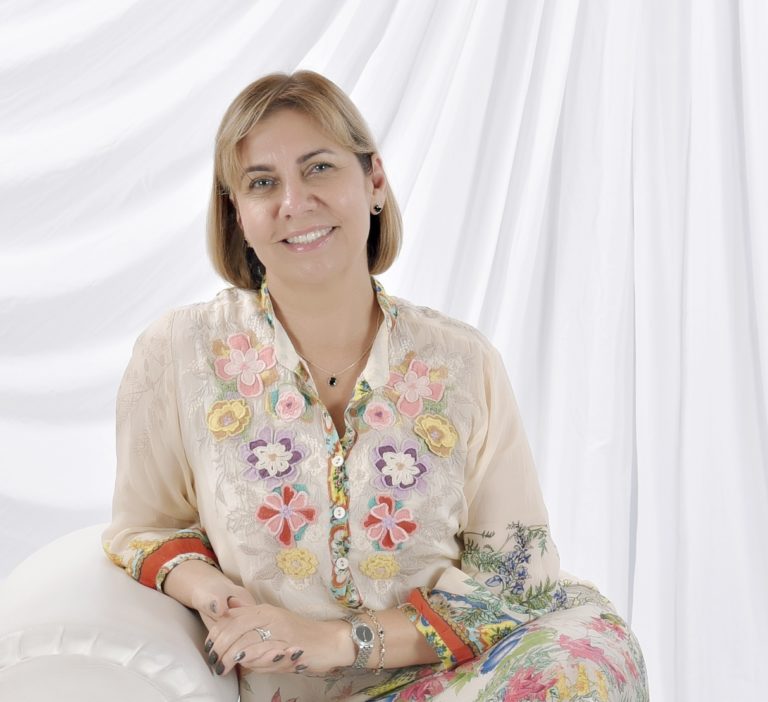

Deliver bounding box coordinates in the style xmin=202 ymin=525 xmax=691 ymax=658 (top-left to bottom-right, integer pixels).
xmin=195 ymin=582 xmax=258 ymax=632
xmin=162 ymin=559 xmax=257 ymax=632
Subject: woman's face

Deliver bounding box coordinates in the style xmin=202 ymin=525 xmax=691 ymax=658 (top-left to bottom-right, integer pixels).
xmin=231 ymin=109 xmax=386 ymax=290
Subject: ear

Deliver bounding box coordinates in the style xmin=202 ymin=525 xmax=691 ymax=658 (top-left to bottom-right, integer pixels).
xmin=369 ymin=154 xmax=387 ymax=210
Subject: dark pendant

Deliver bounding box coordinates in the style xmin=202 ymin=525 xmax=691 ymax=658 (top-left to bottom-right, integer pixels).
xmin=328 ymin=376 xmax=338 ymax=387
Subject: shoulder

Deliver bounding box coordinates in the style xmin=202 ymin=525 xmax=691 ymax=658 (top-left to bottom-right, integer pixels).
xmin=391 ymin=295 xmax=497 ymax=358
xmin=133 ymin=287 xmax=262 ymax=349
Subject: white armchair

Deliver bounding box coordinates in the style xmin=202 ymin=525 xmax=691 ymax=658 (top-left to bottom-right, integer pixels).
xmin=0 ymin=524 xmax=238 ymax=702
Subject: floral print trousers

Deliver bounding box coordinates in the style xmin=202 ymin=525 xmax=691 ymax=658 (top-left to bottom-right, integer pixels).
xmin=362 ymin=581 xmax=648 ymax=702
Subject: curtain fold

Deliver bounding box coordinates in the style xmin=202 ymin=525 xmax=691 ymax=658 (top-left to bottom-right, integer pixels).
xmin=1 ymin=1 xmax=765 ymax=699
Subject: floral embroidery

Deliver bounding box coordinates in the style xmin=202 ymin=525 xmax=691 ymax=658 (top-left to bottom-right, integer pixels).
xmin=463 ymin=522 xmax=558 ymax=605
xmin=362 ymin=400 xmax=396 ymax=429
xmin=414 ymin=413 xmax=458 ymax=457
xmin=387 ymin=358 xmax=445 ymax=418
xmin=206 ymin=399 xmax=251 ymax=440
xmin=558 ymin=635 xmax=627 ymax=685
xmin=240 ymin=427 xmax=306 ymax=487
xmin=363 ymin=495 xmax=418 ymax=550
xmin=276 ymin=547 xmax=318 ymax=579
xmin=360 ymin=553 xmax=401 ymax=579
xmin=213 ymin=332 xmax=276 ymax=397
xmin=256 ymin=484 xmax=317 ymax=547
xmin=502 ymin=667 xmax=556 ymax=701
xmin=372 ymin=438 xmax=430 ymax=496
xmin=272 ymin=386 xmax=307 ymax=421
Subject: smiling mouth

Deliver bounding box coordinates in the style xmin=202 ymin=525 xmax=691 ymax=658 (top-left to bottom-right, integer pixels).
xmin=283 ymin=227 xmax=334 ymax=245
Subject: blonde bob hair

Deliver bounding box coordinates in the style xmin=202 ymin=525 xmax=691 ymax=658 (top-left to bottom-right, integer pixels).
xmin=208 ymin=70 xmax=402 ymax=290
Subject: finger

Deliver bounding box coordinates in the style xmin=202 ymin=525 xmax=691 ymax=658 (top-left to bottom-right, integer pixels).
xmin=216 ymin=636 xmax=291 ymax=676
xmin=207 ymin=620 xmax=271 ymax=671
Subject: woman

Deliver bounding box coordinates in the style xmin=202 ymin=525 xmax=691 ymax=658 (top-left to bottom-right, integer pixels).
xmin=103 ymin=71 xmax=647 ymax=701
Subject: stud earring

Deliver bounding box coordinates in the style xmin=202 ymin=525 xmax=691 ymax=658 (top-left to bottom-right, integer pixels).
xmin=373 ymin=204 xmax=383 ymax=214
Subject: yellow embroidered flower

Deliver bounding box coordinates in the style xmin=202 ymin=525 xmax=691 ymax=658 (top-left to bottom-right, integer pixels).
xmin=206 ymin=399 xmax=251 ymax=440
xmin=414 ymin=413 xmax=458 ymax=457
xmin=276 ymin=547 xmax=318 ymax=578
xmin=596 ymin=670 xmax=609 ymax=701
xmin=555 ymin=672 xmax=571 ymax=698
xmin=575 ymin=663 xmax=590 ymax=695
xmin=360 ymin=554 xmax=400 ymax=580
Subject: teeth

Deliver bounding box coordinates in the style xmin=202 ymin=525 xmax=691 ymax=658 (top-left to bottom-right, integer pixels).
xmin=286 ymin=227 xmax=332 ymax=245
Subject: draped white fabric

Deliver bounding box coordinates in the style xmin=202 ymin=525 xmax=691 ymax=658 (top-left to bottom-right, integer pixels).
xmin=1 ymin=1 xmax=766 ymax=699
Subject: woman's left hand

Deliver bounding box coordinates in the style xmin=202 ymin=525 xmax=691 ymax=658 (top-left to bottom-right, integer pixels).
xmin=205 ymin=597 xmax=354 ymax=677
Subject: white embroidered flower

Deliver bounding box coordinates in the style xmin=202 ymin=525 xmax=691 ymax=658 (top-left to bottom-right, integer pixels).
xmin=252 ymin=442 xmax=293 ymax=477
xmin=379 ymin=451 xmax=421 ymax=487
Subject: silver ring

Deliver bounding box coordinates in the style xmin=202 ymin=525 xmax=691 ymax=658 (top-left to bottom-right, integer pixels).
xmin=253 ymin=626 xmax=272 ymax=641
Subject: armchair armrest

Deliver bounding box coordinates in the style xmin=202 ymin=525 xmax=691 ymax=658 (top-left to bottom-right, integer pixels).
xmin=0 ymin=524 xmax=238 ymax=702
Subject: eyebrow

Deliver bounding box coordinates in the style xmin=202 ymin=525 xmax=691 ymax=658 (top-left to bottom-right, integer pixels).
xmin=244 ymin=148 xmax=337 ymax=174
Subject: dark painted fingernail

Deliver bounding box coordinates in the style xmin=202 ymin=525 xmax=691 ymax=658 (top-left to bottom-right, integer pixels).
xmin=208 ymin=651 xmax=218 ymax=665
xmin=272 ymin=654 xmax=284 ymax=662
xmin=290 ymin=650 xmax=304 ymax=661
xmin=234 ymin=651 xmax=245 ymax=663
xmin=295 ymin=664 xmax=308 ymax=672
xmin=215 ymin=661 xmax=225 ymax=675
xmin=204 ymin=640 xmax=213 ymax=653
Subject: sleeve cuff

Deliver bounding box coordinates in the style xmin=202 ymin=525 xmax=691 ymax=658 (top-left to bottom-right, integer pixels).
xmin=401 ymin=587 xmax=478 ymax=667
xmin=128 ymin=530 xmax=220 ymax=591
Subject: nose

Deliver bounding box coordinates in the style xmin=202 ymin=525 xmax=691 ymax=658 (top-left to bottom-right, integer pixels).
xmin=278 ymin=174 xmax=315 ymax=218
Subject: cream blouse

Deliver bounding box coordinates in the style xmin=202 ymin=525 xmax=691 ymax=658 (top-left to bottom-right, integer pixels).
xmin=102 ymin=280 xmax=563 ymax=700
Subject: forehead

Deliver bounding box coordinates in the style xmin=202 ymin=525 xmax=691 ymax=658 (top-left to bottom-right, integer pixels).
xmin=239 ymin=109 xmax=344 ymax=161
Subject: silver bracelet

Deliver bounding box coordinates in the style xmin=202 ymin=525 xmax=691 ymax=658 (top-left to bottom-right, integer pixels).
xmin=365 ymin=608 xmax=385 ymax=675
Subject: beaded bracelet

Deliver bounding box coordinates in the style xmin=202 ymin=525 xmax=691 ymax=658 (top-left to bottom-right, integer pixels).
xmin=364 ymin=607 xmax=386 ymax=675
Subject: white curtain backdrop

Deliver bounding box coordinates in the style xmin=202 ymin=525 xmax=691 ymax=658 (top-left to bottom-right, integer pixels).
xmin=1 ymin=1 xmax=766 ymax=699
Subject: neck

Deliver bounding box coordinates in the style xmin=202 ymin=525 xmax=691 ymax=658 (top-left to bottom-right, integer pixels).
xmin=266 ymin=269 xmax=379 ymax=360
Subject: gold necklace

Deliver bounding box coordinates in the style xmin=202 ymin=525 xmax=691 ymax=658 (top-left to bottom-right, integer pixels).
xmin=299 ymin=308 xmax=381 ymax=388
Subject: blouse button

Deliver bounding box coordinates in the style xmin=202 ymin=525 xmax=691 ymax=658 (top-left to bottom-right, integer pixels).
xmin=333 ymin=506 xmax=346 ymax=520
xmin=331 ymin=455 xmax=344 ymax=467
xmin=334 ymin=557 xmax=349 ymax=571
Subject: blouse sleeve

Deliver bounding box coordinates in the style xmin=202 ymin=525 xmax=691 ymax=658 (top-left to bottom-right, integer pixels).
xmin=399 ymin=341 xmax=564 ymax=669
xmin=101 ymin=311 xmax=220 ymax=592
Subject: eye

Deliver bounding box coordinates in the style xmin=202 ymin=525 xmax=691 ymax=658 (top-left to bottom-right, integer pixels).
xmin=248 ymin=177 xmax=275 ymax=190
xmin=308 ymin=162 xmax=333 ymax=175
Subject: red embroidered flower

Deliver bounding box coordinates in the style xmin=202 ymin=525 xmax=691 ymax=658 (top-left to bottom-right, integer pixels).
xmin=363 ymin=495 xmax=417 ymax=550
xmin=502 ymin=668 xmax=556 ymax=701
xmin=387 ymin=359 xmax=445 ymax=418
xmin=256 ymin=485 xmax=316 ymax=547
xmin=214 ymin=333 xmax=276 ymax=397
xmin=558 ymin=635 xmax=627 ymax=685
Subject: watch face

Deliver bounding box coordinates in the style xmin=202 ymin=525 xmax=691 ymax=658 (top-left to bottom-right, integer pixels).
xmin=355 ymin=624 xmax=374 ymax=645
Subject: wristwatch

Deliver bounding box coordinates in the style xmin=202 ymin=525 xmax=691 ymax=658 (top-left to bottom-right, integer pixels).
xmin=343 ymin=614 xmax=375 ymax=669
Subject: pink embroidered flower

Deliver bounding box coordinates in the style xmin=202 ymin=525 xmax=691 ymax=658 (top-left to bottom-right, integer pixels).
xmin=363 ymin=495 xmax=417 ymax=550
xmin=623 ymin=649 xmax=640 ymax=679
xmin=256 ymin=484 xmax=316 ymax=547
xmin=502 ymin=668 xmax=556 ymax=701
xmin=275 ymin=387 xmax=305 ymax=421
xmin=387 ymin=359 xmax=444 ymax=418
xmin=363 ymin=400 xmax=395 ymax=429
xmin=399 ymin=675 xmax=450 ymax=700
xmin=589 ymin=615 xmax=627 ymax=640
xmin=214 ymin=333 xmax=276 ymax=397
xmin=558 ymin=635 xmax=626 ymax=685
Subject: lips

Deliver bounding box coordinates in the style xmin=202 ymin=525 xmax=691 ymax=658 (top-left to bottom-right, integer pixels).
xmin=283 ymin=226 xmax=333 ymax=245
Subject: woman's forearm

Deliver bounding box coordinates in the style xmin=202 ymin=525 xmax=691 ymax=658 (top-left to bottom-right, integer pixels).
xmin=161 ymin=558 xmax=237 ymax=610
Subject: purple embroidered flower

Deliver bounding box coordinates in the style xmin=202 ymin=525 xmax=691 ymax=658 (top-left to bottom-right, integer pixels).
xmin=371 ymin=438 xmax=430 ymax=497
xmin=240 ymin=427 xmax=306 ymax=488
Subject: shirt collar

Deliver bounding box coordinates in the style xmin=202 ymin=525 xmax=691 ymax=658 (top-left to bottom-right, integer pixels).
xmin=258 ymin=277 xmax=397 ymax=391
